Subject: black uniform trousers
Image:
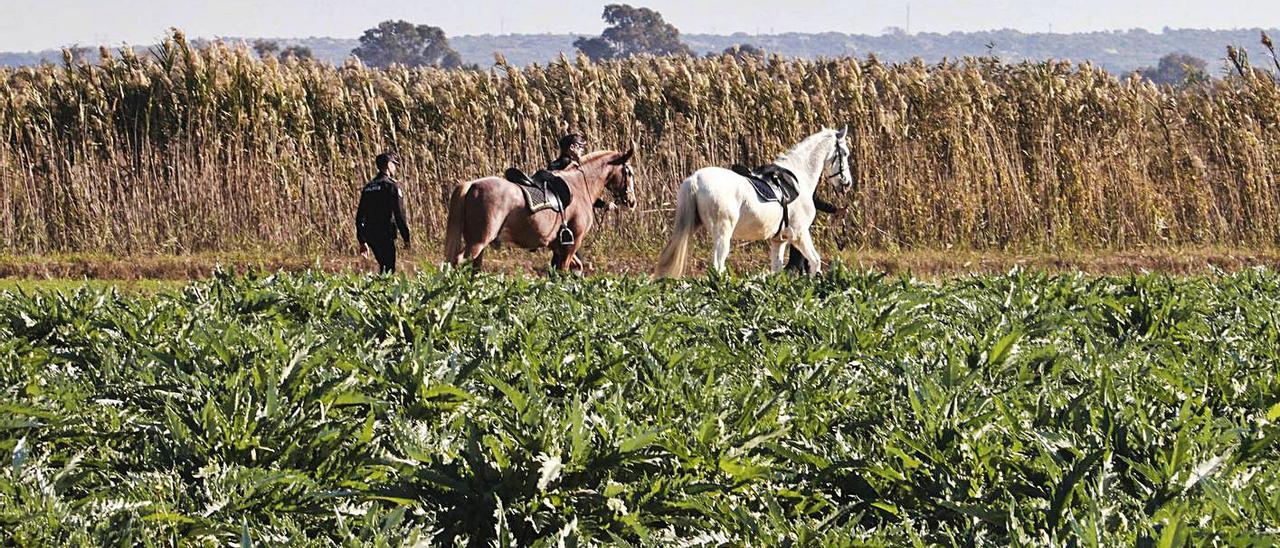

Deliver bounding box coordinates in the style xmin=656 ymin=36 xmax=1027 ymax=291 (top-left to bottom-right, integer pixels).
xmin=367 ymin=237 xmax=398 ymax=274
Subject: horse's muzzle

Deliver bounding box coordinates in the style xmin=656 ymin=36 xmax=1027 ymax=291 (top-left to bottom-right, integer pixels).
xmin=614 ymin=192 xmax=636 ymax=209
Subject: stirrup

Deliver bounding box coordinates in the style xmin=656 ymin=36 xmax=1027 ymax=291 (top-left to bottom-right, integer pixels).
xmin=558 ymin=225 xmax=576 ymax=246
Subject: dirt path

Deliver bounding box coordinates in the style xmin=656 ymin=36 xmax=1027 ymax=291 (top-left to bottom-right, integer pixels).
xmin=4 ymin=247 xmax=1278 ymax=280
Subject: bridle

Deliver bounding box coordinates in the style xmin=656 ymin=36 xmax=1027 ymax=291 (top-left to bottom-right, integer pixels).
xmin=826 ymin=138 xmax=852 ymax=189
xmin=610 ymin=163 xmax=635 ymax=206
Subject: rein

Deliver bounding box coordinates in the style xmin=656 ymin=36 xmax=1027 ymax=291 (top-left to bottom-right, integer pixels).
xmin=579 ymin=159 xmax=633 ymax=206
xmin=554 ymin=158 xmax=631 ymax=244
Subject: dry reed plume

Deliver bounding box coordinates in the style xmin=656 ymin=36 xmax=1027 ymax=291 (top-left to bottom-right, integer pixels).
xmin=2 ymin=30 xmax=1278 ymax=256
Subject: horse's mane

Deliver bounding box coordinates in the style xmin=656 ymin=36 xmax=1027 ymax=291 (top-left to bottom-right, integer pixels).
xmin=773 ymin=129 xmax=834 ymax=164
xmin=579 ymin=150 xmax=622 ymax=165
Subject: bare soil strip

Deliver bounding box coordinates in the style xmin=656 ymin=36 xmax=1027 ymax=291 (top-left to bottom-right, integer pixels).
xmin=3 ymin=247 xmax=1277 ymax=280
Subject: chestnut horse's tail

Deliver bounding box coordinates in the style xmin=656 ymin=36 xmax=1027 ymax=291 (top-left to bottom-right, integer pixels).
xmin=443 ymin=180 xmax=472 ymax=264
xmin=654 ymin=178 xmax=699 ymax=278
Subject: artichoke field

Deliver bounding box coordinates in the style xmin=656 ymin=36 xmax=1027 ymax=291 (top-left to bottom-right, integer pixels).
xmin=2 ymin=267 xmax=1278 ymax=545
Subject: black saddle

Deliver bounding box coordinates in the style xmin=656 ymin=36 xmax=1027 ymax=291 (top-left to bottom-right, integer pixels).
xmin=731 ymin=164 xmax=799 ymax=205
xmin=505 ymin=167 xmax=572 ymax=214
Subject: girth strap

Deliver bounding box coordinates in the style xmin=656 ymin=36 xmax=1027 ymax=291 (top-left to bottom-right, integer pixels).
xmin=775 ymin=198 xmax=789 ymax=240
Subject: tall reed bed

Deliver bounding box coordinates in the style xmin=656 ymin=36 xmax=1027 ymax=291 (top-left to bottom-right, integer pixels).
xmin=1 ymin=31 xmax=1277 ymax=255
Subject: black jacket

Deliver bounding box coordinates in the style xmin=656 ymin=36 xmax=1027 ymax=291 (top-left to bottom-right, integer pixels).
xmin=355 ymin=175 xmax=410 ymax=244
xmin=547 ymin=155 xmax=575 ymax=171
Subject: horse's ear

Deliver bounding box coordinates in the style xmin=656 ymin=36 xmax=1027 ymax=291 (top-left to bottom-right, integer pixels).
xmin=611 ymin=148 xmax=635 ymax=165
xmin=836 ymin=126 xmax=848 ymax=139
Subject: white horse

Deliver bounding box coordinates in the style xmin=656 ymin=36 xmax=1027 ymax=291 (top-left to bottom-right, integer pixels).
xmin=654 ymin=128 xmax=853 ymax=277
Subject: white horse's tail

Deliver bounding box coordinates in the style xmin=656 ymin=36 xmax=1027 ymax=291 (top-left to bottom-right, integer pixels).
xmin=654 ymin=179 xmax=700 ymax=278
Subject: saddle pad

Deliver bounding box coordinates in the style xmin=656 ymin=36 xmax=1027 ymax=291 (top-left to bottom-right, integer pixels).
xmin=747 ymin=176 xmax=788 ymax=204
xmin=519 ymin=184 xmax=560 ymax=213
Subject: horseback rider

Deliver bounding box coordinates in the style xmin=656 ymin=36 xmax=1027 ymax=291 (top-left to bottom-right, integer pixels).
xmin=548 ymin=133 xmax=586 ymax=171
xmin=528 ymin=133 xmax=585 ymax=191
xmin=523 ymin=134 xmax=583 ymax=247
xmin=539 ymin=133 xmax=607 ymax=269
xmin=539 ymin=133 xmax=612 ymax=211
xmin=356 ymin=152 xmax=410 ymax=274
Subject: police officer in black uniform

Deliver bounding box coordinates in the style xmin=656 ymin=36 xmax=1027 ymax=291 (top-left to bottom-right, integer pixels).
xmin=356 ymin=152 xmax=410 ymax=273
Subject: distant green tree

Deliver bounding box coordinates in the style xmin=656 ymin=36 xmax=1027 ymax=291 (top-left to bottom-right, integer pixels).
xmin=1138 ymin=53 xmax=1209 ymax=86
xmin=280 ymin=45 xmax=314 ymax=60
xmin=574 ymin=37 xmax=615 ymax=61
xmin=252 ymin=39 xmax=279 ymax=59
xmin=352 ymin=20 xmax=463 ymax=68
xmin=573 ymin=4 xmax=692 ymax=61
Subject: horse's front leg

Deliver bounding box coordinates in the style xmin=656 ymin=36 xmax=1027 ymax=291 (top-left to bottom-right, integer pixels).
xmin=551 ymin=245 xmax=583 ymax=272
xmin=560 ymin=213 xmax=594 ymax=274
xmin=462 ymin=241 xmax=488 ymax=271
xmin=557 ymin=242 xmax=585 ymax=274
xmin=552 ymin=222 xmax=585 ymax=273
xmin=769 ymin=240 xmax=788 ymax=273
xmin=550 ymin=248 xmax=568 ymax=271
xmin=794 ymin=230 xmax=822 ymax=276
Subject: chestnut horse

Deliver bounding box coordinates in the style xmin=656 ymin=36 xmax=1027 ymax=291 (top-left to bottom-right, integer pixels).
xmin=444 ymin=149 xmax=636 ymax=271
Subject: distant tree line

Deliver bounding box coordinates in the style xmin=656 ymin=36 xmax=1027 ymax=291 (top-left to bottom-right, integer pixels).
xmin=3 ymin=9 xmax=1278 ymax=77
xmin=252 ymin=39 xmax=314 ymax=60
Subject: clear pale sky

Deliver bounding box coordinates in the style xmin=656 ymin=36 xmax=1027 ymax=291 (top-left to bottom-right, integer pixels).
xmin=2 ymin=0 xmax=1277 ymax=51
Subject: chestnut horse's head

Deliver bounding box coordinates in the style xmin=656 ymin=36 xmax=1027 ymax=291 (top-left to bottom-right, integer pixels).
xmin=605 ymin=148 xmax=637 ymax=208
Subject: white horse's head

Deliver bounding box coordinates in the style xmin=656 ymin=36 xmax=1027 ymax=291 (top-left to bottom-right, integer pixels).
xmin=828 ymin=126 xmax=854 ymax=194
